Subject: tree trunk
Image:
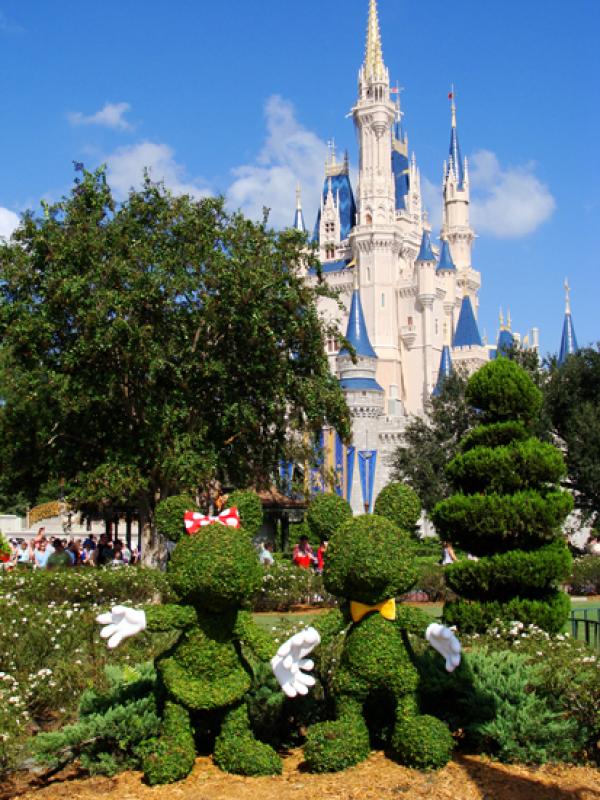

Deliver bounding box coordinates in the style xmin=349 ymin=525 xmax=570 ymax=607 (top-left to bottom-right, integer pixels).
xmin=139 ymin=497 xmax=168 ymax=570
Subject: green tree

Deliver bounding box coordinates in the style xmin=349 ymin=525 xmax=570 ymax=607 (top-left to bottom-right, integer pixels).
xmin=390 ymin=371 xmax=477 ymax=513
xmin=544 ymin=345 xmax=600 ymax=521
xmin=432 ymin=358 xmax=573 ymax=633
xmin=0 ymin=168 xmax=350 ymax=553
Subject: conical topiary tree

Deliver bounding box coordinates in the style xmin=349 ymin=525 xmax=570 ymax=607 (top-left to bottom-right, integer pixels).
xmin=431 ymin=358 xmax=573 ymax=633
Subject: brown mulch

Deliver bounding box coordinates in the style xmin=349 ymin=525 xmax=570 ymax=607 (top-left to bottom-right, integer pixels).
xmin=7 ymin=750 xmax=600 ymax=800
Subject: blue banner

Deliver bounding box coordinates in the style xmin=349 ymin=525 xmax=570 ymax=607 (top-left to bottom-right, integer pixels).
xmin=345 ymin=445 xmax=356 ymax=504
xmin=278 ymin=460 xmax=294 ymax=496
xmin=334 ymin=433 xmax=344 ymax=497
xmin=310 ymin=431 xmax=325 ymax=495
xmin=358 ymin=450 xmax=377 ymax=513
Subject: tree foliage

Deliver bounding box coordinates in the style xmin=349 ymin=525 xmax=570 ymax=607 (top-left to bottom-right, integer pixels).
xmin=0 ymin=168 xmax=350 ymax=524
xmin=544 ymin=345 xmax=600 ymax=521
xmin=390 ymin=371 xmax=477 ymax=512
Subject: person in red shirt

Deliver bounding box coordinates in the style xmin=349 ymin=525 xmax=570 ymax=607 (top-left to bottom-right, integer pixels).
xmin=316 ymin=539 xmax=328 ymax=573
xmin=292 ymin=535 xmax=316 ymax=569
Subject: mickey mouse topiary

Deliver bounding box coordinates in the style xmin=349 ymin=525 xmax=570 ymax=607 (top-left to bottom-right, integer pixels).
xmin=96 ymin=509 xmax=319 ymax=784
xmin=304 ymin=514 xmax=460 ymax=772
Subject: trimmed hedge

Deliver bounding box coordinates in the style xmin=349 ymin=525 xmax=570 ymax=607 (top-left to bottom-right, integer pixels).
xmin=390 ymin=714 xmax=454 ymax=770
xmin=442 ymin=591 xmax=571 ymax=634
xmin=433 ymin=490 xmax=573 ymax=555
xmin=446 ymin=439 xmax=566 ymax=495
xmin=460 ymin=421 xmax=530 ymax=452
xmin=465 ymin=358 xmax=543 ymax=424
xmin=306 ymin=493 xmax=352 ymax=542
xmin=373 ymin=482 xmax=421 ymax=533
xmin=444 ymin=543 xmax=572 ymax=600
xmin=304 ymin=714 xmax=370 ymax=773
xmin=434 ymin=359 xmax=572 ymax=633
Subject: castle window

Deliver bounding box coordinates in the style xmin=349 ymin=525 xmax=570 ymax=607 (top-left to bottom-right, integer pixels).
xmin=325 ymin=246 xmax=335 ymax=260
xmin=366 ymin=213 xmax=372 ymax=225
xmin=407 ymin=316 xmax=413 ymax=327
xmin=381 ymin=293 xmax=385 ymax=307
xmin=435 ymin=319 xmax=439 ymax=335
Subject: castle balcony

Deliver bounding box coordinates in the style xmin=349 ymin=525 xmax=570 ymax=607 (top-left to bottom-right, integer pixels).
xmin=400 ymin=324 xmax=417 ymax=348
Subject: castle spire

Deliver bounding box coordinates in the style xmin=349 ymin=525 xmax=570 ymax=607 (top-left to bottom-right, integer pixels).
xmin=447 ymin=86 xmax=465 ymax=189
xmin=432 ymin=345 xmax=453 ymax=397
xmin=558 ymin=279 xmax=578 ymax=365
xmin=293 ymin=183 xmax=306 ymax=232
xmin=340 ymin=287 xmax=378 ymax=359
xmin=364 ymin=0 xmax=385 ymax=80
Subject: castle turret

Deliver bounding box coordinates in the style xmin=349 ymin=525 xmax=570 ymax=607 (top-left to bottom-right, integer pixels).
xmin=416 ymin=229 xmax=437 ymax=398
xmin=558 ymin=279 xmax=579 ymax=365
xmin=453 ymin=295 xmax=483 ymax=348
xmin=337 ymin=279 xmax=384 ymax=515
xmin=442 ymin=91 xmax=475 ymax=274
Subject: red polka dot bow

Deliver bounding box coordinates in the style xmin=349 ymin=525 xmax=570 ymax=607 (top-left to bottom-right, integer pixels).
xmin=184 ymin=507 xmax=241 ymax=534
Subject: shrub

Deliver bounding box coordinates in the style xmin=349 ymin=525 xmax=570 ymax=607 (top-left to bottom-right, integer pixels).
xmin=0 ymin=566 xmax=174 ymax=606
xmin=155 ymin=494 xmax=197 ymax=543
xmin=465 ymin=357 xmax=543 ymax=424
xmin=446 ymin=439 xmax=566 ymax=495
xmin=324 ymin=515 xmax=417 ymax=604
xmin=433 ymin=359 xmax=572 ymax=633
xmin=374 ymin=482 xmax=421 ymax=533
xmin=442 ymin=591 xmax=571 ymax=634
xmin=226 ymin=490 xmax=264 ymax=538
xmin=412 ymin=559 xmax=452 ymax=602
xmin=433 ymin=491 xmax=573 ymax=556
xmin=0 ymin=532 xmax=10 ymax=560
xmin=460 ymin=421 xmax=529 ymax=452
xmin=142 ymin=701 xmax=196 ymax=785
xmin=462 ymin=649 xmax=585 ymax=763
xmin=444 ymin=543 xmax=572 ymax=600
xmin=33 ymin=663 xmax=160 ymax=777
xmin=252 ymin=557 xmax=333 ymax=611
xmin=213 ymin=704 xmax=281 ymax=776
xmin=306 ymin=493 xmax=352 ymax=542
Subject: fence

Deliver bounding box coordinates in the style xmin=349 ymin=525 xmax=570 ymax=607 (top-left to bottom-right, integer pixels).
xmin=569 ymin=608 xmax=600 ymax=650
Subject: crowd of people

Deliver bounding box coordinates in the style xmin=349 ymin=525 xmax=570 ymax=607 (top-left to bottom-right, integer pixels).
xmin=4 ymin=527 xmax=140 ymax=570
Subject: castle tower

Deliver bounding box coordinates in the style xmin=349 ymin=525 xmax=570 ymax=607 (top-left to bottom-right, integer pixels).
xmin=350 ymin=0 xmax=405 ymax=403
xmin=337 ymin=279 xmax=384 ymax=514
xmin=416 ymin=229 xmax=437 ymax=400
xmin=558 ymin=279 xmax=579 ymax=364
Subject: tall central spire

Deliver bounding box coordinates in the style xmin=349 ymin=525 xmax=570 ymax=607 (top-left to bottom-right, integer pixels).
xmin=364 ymin=0 xmax=385 ymax=80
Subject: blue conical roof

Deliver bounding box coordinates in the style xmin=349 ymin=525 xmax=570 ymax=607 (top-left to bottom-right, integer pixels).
xmin=437 ymin=239 xmax=456 ymax=271
xmin=339 ymin=289 xmax=377 ymax=358
xmin=432 ymin=345 xmax=452 ymax=397
xmin=293 ymin=206 xmax=306 ymax=233
xmin=453 ymin=296 xmax=483 ymax=347
xmin=448 ymin=123 xmax=465 ymax=189
xmin=416 ymin=229 xmax=435 ymax=263
xmin=497 ymin=328 xmax=514 ymax=357
xmin=558 ymin=313 xmax=578 ymax=365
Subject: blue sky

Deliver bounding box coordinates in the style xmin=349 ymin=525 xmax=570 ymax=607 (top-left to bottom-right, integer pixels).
xmin=0 ymin=0 xmax=598 ymax=357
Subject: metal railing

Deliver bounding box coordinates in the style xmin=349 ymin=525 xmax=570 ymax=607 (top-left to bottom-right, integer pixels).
xmin=569 ymin=609 xmax=600 ymax=650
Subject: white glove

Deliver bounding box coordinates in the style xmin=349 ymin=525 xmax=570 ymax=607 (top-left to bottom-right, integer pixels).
xmin=96 ymin=605 xmax=146 ymax=649
xmin=426 ymin=622 xmax=461 ymax=672
xmin=271 ymin=626 xmax=321 ymax=698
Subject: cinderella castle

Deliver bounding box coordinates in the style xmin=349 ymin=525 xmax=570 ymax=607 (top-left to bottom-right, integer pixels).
xmin=287 ymin=0 xmax=579 ymax=515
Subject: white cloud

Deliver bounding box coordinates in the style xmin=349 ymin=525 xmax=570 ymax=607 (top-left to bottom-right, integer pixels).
xmin=68 ymin=102 xmax=133 ymax=131
xmin=0 ymin=207 xmax=20 ymax=240
xmin=469 ymin=149 xmax=555 ymax=238
xmin=227 ymin=95 xmax=328 ymax=229
xmin=106 ymin=141 xmax=213 ymax=201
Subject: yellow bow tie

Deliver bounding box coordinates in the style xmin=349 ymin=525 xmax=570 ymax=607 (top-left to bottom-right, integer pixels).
xmin=350 ymin=597 xmax=396 ymax=623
